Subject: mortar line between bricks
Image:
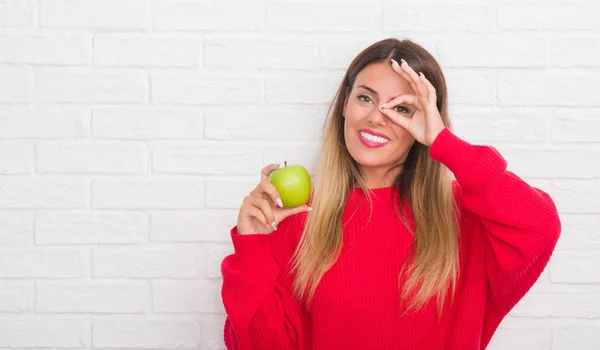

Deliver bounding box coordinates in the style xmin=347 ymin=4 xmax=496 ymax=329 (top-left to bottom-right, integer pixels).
xmin=34 ymin=0 xmax=40 ymax=29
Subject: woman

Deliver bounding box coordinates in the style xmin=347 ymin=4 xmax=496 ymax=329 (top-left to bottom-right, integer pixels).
xmin=220 ymin=38 xmax=561 ymax=349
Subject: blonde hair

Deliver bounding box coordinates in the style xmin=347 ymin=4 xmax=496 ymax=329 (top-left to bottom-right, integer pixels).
xmin=291 ymin=38 xmax=459 ymax=316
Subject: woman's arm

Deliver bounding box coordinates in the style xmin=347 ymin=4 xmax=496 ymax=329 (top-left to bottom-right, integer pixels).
xmin=221 ymin=214 xmax=310 ymax=350
xmin=430 ymin=128 xmax=561 ymax=309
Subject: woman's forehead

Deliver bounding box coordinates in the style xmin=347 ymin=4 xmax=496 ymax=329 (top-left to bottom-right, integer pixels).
xmin=353 ymin=62 xmax=415 ymax=96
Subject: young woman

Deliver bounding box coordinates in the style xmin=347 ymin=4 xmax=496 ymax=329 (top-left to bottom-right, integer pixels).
xmin=220 ymin=38 xmax=561 ymax=350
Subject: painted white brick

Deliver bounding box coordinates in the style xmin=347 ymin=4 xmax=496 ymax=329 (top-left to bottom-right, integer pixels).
xmin=438 ymin=34 xmax=549 ymax=68
xmin=551 ymin=251 xmax=600 ymax=283
xmin=38 ymin=68 xmax=148 ymax=103
xmin=40 ymin=0 xmax=151 ymax=30
xmin=0 ymin=249 xmax=83 ymax=278
xmin=0 ymin=176 xmax=87 ymax=209
xmin=498 ymin=72 xmax=600 ymax=107
xmin=0 ymin=0 xmax=597 ymax=347
xmin=499 ymin=0 xmax=590 ymax=3
xmin=0 ymin=106 xmax=88 ymax=139
xmin=94 ymin=34 xmax=201 ymax=68
xmin=37 ymin=140 xmax=148 ymax=175
xmin=499 ymin=3 xmax=600 ymax=30
xmin=553 ymin=37 xmax=600 ymax=68
xmin=154 ymin=0 xmax=265 ymax=31
xmin=0 ymin=211 xmax=33 ymax=246
xmin=499 ymin=149 xmax=600 ymax=179
xmin=0 ymin=0 xmax=33 ymax=27
xmin=0 ymin=282 xmax=33 ymax=313
xmin=554 ymin=214 xmax=600 ymax=251
xmin=205 ymin=178 xmax=256 ymax=209
xmin=36 ymin=281 xmax=148 ymax=313
xmin=205 ymin=106 xmax=327 ymax=141
xmin=266 ymin=73 xmax=342 ymax=104
xmin=445 ymin=69 xmax=497 ymax=106
xmin=263 ymin=144 xmax=321 ymax=176
xmin=92 ymin=106 xmax=203 ymax=139
xmin=199 ymin=313 xmax=227 ymax=350
xmin=152 ymin=279 xmax=223 ymax=313
xmin=276 ymin=0 xmax=367 ymax=4
xmin=267 ymin=4 xmax=378 ymax=32
xmin=551 ymin=180 xmax=600 ymax=213
xmin=206 ymin=38 xmax=318 ymax=70
xmin=0 ymin=67 xmax=32 ymax=103
xmin=36 ymin=211 xmax=147 ymax=245
xmin=93 ymin=317 xmax=201 ymax=349
xmin=204 ymin=243 xmax=234 ymax=279
xmin=153 ymin=142 xmax=262 ymax=175
xmin=383 ymin=5 xmax=496 ymax=32
xmin=0 ymin=35 xmax=90 ymax=65
xmin=451 ymin=107 xmax=548 ymax=143
xmin=151 ymin=72 xmax=261 ymax=105
xmin=0 ymin=141 xmax=34 ymax=174
xmin=150 ymin=210 xmax=238 ymax=243
xmin=553 ymin=321 xmax=600 ymax=350
xmin=92 ymin=178 xmax=204 ymax=210
xmin=93 ymin=245 xmax=201 ymax=278
xmin=487 ymin=317 xmax=550 ymax=350
xmin=511 ymin=284 xmax=600 ymax=318
xmin=551 ymin=110 xmax=600 ymax=143
xmin=319 ymin=36 xmax=390 ymax=69
xmin=0 ymin=319 xmax=89 ymax=348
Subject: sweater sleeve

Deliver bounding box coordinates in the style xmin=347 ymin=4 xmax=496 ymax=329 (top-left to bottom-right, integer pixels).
xmin=220 ymin=215 xmax=310 ymax=350
xmin=429 ymin=128 xmax=561 ymax=310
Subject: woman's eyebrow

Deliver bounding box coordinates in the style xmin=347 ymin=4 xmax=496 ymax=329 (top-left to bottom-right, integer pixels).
xmin=357 ymin=85 xmax=378 ymax=96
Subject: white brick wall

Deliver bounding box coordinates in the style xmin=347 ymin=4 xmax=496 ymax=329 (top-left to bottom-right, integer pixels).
xmin=0 ymin=0 xmax=598 ymax=349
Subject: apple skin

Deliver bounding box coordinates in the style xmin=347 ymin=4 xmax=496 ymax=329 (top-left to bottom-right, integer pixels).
xmin=268 ymin=162 xmax=311 ymax=208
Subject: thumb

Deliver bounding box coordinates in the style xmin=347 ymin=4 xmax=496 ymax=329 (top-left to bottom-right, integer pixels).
xmin=278 ymin=204 xmax=312 ymax=221
xmin=380 ymin=107 xmax=411 ymax=130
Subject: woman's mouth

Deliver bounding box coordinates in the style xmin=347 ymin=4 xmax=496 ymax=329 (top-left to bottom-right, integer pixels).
xmin=358 ymin=130 xmax=390 ymax=148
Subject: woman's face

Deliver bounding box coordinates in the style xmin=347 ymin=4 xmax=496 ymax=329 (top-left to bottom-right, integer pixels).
xmin=343 ymin=61 xmax=417 ymax=187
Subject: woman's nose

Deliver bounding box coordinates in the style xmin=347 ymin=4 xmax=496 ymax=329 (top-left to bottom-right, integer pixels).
xmin=367 ymin=106 xmax=388 ymax=126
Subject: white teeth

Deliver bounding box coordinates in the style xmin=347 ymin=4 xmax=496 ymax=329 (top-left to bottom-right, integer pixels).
xmin=359 ymin=131 xmax=389 ymax=144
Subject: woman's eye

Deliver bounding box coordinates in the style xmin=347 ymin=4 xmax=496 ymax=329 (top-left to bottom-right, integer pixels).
xmin=358 ymin=95 xmax=372 ymax=103
xmin=394 ymin=105 xmax=409 ymax=113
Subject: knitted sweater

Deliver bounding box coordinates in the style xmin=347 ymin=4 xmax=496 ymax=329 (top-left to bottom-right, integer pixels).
xmin=220 ymin=128 xmax=561 ymax=349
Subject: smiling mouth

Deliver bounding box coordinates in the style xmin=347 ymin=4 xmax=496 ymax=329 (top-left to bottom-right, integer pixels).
xmin=358 ymin=131 xmax=390 ymax=148
xmin=359 ymin=131 xmax=390 ymax=144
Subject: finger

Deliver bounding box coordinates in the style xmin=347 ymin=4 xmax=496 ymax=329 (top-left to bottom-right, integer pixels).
xmin=380 ymin=107 xmax=411 ymax=130
xmin=243 ymin=197 xmax=272 ymax=231
xmin=379 ymin=94 xmax=417 ymax=110
xmin=259 ymin=181 xmax=283 ymax=208
xmin=278 ymin=204 xmax=312 ymax=222
xmin=247 ymin=195 xmax=277 ymax=231
xmin=399 ymin=59 xmax=430 ymax=103
xmin=419 ymin=73 xmax=438 ymax=107
xmin=391 ymin=59 xmax=419 ymax=95
xmin=260 ymin=163 xmax=280 ymax=182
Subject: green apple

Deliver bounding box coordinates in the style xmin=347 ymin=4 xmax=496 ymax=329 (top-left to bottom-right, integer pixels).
xmin=268 ymin=161 xmax=311 ymax=208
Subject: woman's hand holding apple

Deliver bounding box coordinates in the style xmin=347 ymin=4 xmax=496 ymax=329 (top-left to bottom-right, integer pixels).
xmin=236 ymin=163 xmax=311 ymax=235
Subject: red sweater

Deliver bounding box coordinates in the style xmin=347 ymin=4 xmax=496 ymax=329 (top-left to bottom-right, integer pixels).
xmin=220 ymin=128 xmax=561 ymax=350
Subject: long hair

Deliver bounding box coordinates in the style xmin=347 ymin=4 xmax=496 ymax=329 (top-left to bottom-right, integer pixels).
xmin=291 ymin=38 xmax=459 ymax=316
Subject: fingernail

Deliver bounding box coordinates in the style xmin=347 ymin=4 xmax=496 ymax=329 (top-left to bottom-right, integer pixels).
xmin=306 ymin=207 xmax=312 ymax=212
xmin=419 ymin=72 xmax=424 ymax=77
xmin=276 ymin=198 xmax=283 ymax=208
xmin=391 ymin=59 xmax=399 ymax=67
xmin=266 ymin=223 xmax=272 ymax=230
xmin=401 ymin=58 xmax=407 ymax=66
xmin=379 ymin=103 xmax=387 ymax=110
xmin=271 ymin=221 xmax=277 ymax=230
